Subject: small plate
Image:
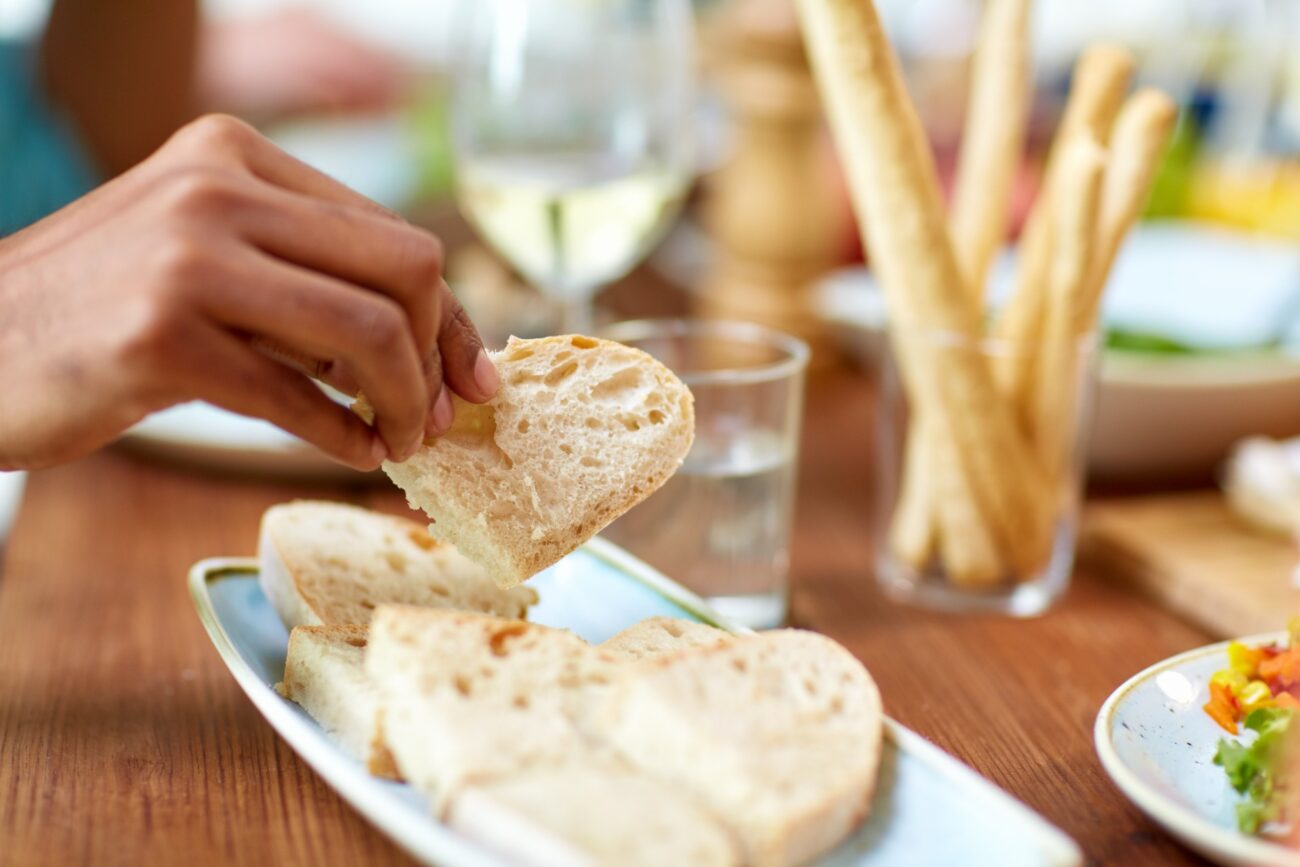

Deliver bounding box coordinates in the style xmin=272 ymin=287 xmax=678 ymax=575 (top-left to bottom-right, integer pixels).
xmin=192 ymin=538 xmax=1081 ymax=867
xmin=120 ymin=402 xmax=375 ymax=481
xmin=1095 ymin=633 xmax=1300 ymax=867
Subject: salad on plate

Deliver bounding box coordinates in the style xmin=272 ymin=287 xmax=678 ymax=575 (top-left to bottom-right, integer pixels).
xmin=1204 ymin=623 xmax=1300 ymax=839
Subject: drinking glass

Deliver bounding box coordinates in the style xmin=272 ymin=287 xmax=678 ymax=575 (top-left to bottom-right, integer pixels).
xmin=873 ymin=330 xmax=1098 ymax=616
xmin=600 ymin=319 xmax=809 ymax=629
xmin=450 ymin=0 xmax=695 ymax=334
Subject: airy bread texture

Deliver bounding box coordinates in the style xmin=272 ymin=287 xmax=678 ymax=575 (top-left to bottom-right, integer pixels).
xmin=599 ymin=616 xmax=729 ymax=661
xmin=598 ymin=631 xmax=883 ymax=867
xmin=373 ymin=335 xmax=695 ymax=588
xmin=276 ymin=625 xmax=400 ymax=779
xmin=364 ymin=607 xmax=620 ymax=811
xmin=366 ymin=608 xmax=882 ymax=867
xmin=449 ymin=764 xmax=740 ymax=867
xmin=259 ymin=500 xmax=536 ymax=628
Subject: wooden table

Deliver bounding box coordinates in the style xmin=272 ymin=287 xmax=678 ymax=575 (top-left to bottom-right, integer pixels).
xmin=0 ymin=280 xmax=1214 ymax=866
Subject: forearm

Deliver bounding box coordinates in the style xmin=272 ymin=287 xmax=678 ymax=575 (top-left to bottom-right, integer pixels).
xmin=39 ymin=0 xmax=200 ymax=177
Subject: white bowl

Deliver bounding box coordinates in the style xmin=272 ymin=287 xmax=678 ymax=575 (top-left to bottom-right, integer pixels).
xmin=1091 ymin=354 xmax=1300 ymax=481
xmin=815 ymin=259 xmax=1300 ymax=481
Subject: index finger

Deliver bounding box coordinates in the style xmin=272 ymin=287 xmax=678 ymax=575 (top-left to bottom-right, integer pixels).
xmin=173 ymin=114 xmax=404 ymax=222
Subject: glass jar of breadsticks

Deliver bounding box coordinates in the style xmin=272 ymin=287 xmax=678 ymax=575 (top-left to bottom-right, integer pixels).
xmin=873 ymin=325 xmax=1098 ymax=615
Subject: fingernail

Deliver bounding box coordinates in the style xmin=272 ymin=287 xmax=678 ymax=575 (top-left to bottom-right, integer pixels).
xmin=370 ymin=436 xmax=388 ymax=468
xmin=474 ymin=349 xmax=500 ymax=397
xmin=432 ymin=387 xmax=454 ymax=433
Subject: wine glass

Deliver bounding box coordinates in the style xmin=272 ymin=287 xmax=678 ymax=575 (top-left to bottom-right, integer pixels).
xmin=450 ymin=0 xmax=696 ymax=335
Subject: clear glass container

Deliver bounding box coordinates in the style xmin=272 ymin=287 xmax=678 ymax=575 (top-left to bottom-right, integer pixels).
xmin=600 ymin=319 xmax=809 ymax=629
xmin=873 ymin=329 xmax=1098 ymax=617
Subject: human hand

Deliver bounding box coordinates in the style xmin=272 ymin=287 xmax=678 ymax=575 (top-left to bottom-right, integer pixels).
xmin=0 ymin=114 xmax=496 ymax=472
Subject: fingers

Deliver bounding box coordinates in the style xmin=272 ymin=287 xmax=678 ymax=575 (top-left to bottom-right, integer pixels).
xmin=248 ymin=336 xmax=361 ymax=396
xmin=237 ymin=183 xmax=442 ymax=357
xmin=177 ymin=324 xmax=387 ymax=471
xmin=436 ymin=280 xmax=498 ymax=403
xmin=167 ymin=114 xmax=402 ymax=221
xmin=197 ymin=252 xmax=429 ymax=460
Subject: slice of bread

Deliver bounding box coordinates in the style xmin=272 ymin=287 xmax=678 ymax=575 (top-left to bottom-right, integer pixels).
xmin=259 ymin=500 xmax=537 ymax=629
xmin=364 ymin=606 xmax=619 ymax=811
xmin=599 ymin=616 xmax=730 ymax=661
xmin=595 ymin=630 xmax=883 ymax=867
xmin=276 ymin=625 xmax=400 ymax=779
xmin=366 ymin=335 xmax=695 ymax=588
xmin=449 ymin=764 xmax=740 ymax=867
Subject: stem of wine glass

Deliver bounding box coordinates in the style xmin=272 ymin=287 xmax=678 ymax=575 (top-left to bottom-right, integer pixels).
xmin=558 ymin=289 xmax=597 ymax=335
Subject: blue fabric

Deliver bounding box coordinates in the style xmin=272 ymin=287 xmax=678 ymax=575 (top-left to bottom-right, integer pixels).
xmin=0 ymin=41 xmax=100 ymax=236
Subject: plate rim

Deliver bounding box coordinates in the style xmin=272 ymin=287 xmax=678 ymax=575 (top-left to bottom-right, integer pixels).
xmin=1093 ymin=632 xmax=1300 ymax=867
xmin=191 ymin=546 xmax=1082 ymax=867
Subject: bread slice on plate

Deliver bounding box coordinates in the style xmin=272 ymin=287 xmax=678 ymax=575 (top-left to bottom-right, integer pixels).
xmin=364 ymin=335 xmax=695 ymax=589
xmin=599 ymin=616 xmax=730 ymax=661
xmin=364 ymin=606 xmax=619 ymax=810
xmin=596 ymin=630 xmax=884 ymax=867
xmin=276 ymin=624 xmax=400 ymax=779
xmin=258 ymin=500 xmax=536 ymax=629
xmin=449 ymin=764 xmax=740 ymax=867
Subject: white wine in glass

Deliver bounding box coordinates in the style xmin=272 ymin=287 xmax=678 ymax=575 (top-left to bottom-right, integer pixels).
xmin=451 ymin=0 xmax=695 ymax=334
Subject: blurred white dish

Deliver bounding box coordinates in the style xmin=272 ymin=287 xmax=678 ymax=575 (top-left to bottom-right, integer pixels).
xmin=267 ymin=113 xmax=419 ymax=212
xmin=0 ymin=471 xmax=26 ymax=543
xmin=815 ymin=222 xmax=1300 ymax=481
xmin=122 ymin=403 xmax=371 ymax=481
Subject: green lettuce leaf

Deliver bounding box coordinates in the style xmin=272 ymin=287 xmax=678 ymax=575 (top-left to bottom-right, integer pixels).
xmin=1214 ymin=707 xmax=1295 ymax=834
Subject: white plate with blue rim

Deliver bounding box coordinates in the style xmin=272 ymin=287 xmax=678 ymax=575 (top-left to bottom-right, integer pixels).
xmin=1095 ymin=633 xmax=1300 ymax=867
xmin=192 ymin=536 xmax=1082 ymax=866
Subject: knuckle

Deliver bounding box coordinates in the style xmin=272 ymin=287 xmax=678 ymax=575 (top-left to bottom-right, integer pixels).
xmin=174 ymin=113 xmax=257 ymax=155
xmin=158 ymin=167 xmax=243 ymax=218
xmin=148 ymin=234 xmax=216 ymax=290
xmin=355 ymin=300 xmax=407 ymax=353
xmin=397 ymin=231 xmax=444 ymax=292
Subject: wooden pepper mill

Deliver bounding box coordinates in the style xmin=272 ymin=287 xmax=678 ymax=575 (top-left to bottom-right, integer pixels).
xmin=697 ymin=0 xmax=846 ymax=362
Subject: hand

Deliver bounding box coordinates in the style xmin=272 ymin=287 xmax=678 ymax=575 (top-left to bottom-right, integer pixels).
xmin=198 ymin=9 xmax=406 ymax=121
xmin=0 ymin=114 xmax=497 ymax=472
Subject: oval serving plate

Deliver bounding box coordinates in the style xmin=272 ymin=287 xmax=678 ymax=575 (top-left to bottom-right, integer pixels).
xmin=193 ymin=537 xmax=1081 ymax=867
xmin=1095 ymin=633 xmax=1300 ymax=867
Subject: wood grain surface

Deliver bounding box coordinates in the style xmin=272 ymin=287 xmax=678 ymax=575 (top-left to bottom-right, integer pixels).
xmin=1083 ymin=492 xmax=1300 ymax=639
xmin=0 ymin=238 xmax=1219 ymax=865
xmin=0 ymin=368 xmax=1218 ymax=867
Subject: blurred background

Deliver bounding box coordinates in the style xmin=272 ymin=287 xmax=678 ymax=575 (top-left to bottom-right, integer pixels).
xmin=0 ymin=0 xmax=1298 ymax=491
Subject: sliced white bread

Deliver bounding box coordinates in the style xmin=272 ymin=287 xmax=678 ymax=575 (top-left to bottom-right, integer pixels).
xmin=364 ymin=606 xmax=619 ymax=811
xmin=258 ymin=500 xmax=536 ymax=629
xmin=276 ymin=625 xmax=401 ymax=779
xmin=599 ymin=616 xmax=730 ymax=661
xmin=595 ymin=630 xmax=883 ymax=867
xmin=363 ymin=335 xmax=695 ymax=588
xmin=448 ymin=763 xmax=740 ymax=867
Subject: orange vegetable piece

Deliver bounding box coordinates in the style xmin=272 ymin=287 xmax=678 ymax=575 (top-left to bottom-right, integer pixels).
xmin=1260 ymin=647 xmax=1300 ymax=687
xmin=1204 ymin=697 xmax=1239 ymax=734
xmin=1205 ymin=682 xmax=1241 ymax=733
xmin=1274 ymin=692 xmax=1300 ymax=710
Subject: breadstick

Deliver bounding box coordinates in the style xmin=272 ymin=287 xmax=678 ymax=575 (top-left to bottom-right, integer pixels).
xmin=950 ymin=0 xmax=1033 ymax=305
xmin=797 ymin=0 xmax=1050 ymax=580
xmin=891 ymin=417 xmax=1005 ymax=585
xmin=892 ymin=0 xmax=1032 ymax=573
xmin=889 ymin=416 xmax=936 ymax=569
xmin=1079 ymin=89 xmax=1178 ymax=329
xmin=1031 ymin=138 xmax=1106 ymax=494
xmin=994 ymin=45 xmax=1134 ymax=415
